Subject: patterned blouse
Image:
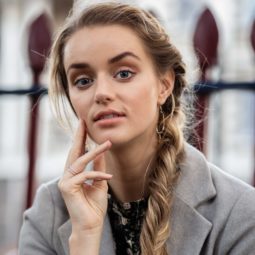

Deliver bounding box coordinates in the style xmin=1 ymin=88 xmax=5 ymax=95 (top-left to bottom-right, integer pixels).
xmin=107 ymin=190 xmax=148 ymax=255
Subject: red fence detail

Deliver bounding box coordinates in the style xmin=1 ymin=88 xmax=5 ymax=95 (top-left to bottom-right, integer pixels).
xmin=251 ymin=19 xmax=255 ymax=53
xmin=251 ymin=19 xmax=255 ymax=186
xmin=26 ymin=13 xmax=51 ymax=209
xmin=193 ymin=8 xmax=219 ymax=152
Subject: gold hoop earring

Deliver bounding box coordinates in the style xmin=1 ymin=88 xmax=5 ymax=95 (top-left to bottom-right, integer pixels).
xmin=156 ymin=106 xmax=165 ymax=139
xmin=169 ymin=94 xmax=175 ymax=119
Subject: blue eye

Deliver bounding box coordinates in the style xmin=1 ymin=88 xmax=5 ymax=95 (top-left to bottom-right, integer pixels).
xmin=74 ymin=78 xmax=93 ymax=88
xmin=115 ymin=70 xmax=135 ymax=80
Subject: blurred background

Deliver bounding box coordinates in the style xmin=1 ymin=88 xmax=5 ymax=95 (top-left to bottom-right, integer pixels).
xmin=0 ymin=0 xmax=254 ymax=254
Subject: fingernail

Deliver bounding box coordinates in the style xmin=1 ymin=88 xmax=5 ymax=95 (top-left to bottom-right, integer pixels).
xmin=105 ymin=140 xmax=112 ymax=147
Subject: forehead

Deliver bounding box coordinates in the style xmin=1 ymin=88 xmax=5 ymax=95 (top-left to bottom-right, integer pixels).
xmin=63 ymin=24 xmax=152 ymax=66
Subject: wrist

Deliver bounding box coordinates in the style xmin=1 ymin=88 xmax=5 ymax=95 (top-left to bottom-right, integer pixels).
xmin=70 ymin=228 xmax=103 ymax=240
xmin=71 ymin=224 xmax=104 ymax=236
xmin=69 ymin=230 xmax=102 ymax=255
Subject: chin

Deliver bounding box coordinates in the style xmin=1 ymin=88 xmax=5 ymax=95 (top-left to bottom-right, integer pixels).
xmin=90 ymin=133 xmax=129 ymax=147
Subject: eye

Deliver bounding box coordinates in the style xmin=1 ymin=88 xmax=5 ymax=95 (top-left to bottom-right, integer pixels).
xmin=115 ymin=70 xmax=135 ymax=80
xmin=74 ymin=77 xmax=93 ymax=88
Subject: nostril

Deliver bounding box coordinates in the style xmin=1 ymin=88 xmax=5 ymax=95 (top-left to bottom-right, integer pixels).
xmin=95 ymin=94 xmax=112 ymax=104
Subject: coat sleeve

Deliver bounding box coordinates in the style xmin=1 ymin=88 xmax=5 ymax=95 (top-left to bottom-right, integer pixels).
xmin=219 ymin=188 xmax=255 ymax=255
xmin=19 ymin=184 xmax=57 ymax=255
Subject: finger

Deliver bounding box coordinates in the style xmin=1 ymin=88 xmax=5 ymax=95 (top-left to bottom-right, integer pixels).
xmin=68 ymin=171 xmax=113 ymax=187
xmin=59 ymin=171 xmax=112 ymax=196
xmin=65 ymin=140 xmax=111 ymax=177
xmin=93 ymin=154 xmax=106 ymax=173
xmin=74 ymin=140 xmax=111 ymax=171
xmin=71 ymin=119 xmax=87 ymax=159
xmin=66 ymin=120 xmax=87 ymax=169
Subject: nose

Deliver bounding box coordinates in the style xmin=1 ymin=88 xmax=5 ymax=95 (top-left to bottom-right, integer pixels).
xmin=94 ymin=76 xmax=115 ymax=105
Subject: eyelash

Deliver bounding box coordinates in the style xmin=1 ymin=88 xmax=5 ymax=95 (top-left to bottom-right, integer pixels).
xmin=114 ymin=69 xmax=136 ymax=80
xmin=74 ymin=77 xmax=93 ymax=88
xmin=73 ymin=69 xmax=136 ymax=88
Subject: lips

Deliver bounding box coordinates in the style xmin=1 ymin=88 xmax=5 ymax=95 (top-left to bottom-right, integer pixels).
xmin=93 ymin=110 xmax=126 ymax=122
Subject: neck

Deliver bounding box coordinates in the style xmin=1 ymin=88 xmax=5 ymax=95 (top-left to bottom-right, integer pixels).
xmin=106 ymin=134 xmax=158 ymax=203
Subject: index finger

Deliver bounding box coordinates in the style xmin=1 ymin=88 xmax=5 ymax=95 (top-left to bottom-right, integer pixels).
xmin=93 ymin=153 xmax=106 ymax=173
xmin=65 ymin=140 xmax=111 ymax=176
xmin=66 ymin=119 xmax=87 ymax=165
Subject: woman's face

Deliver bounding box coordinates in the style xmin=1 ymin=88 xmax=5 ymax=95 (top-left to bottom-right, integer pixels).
xmin=63 ymin=24 xmax=173 ymax=146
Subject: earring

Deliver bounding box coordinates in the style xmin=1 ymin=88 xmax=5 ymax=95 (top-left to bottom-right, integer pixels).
xmin=156 ymin=106 xmax=165 ymax=139
xmin=169 ymin=94 xmax=175 ymax=118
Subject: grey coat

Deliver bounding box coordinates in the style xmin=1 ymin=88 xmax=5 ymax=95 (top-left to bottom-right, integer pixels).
xmin=19 ymin=144 xmax=255 ymax=254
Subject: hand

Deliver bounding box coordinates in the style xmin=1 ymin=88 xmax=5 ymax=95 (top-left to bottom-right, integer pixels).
xmin=58 ymin=119 xmax=112 ymax=234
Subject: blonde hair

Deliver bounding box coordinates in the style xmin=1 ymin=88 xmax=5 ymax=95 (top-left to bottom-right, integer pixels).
xmin=49 ymin=2 xmax=188 ymax=254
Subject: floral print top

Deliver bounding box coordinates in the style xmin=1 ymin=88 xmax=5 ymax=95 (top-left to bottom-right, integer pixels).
xmin=107 ymin=190 xmax=148 ymax=255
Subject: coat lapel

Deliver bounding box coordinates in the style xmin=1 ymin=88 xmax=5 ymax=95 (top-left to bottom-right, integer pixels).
xmin=58 ymin=215 xmax=115 ymax=255
xmin=99 ymin=216 xmax=116 ymax=255
xmin=167 ymin=196 xmax=212 ymax=254
xmin=166 ymin=143 xmax=216 ymax=254
xmin=58 ymin=219 xmax=71 ymax=255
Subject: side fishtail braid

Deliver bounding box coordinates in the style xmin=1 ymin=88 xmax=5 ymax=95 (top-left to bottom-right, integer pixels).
xmin=140 ymin=60 xmax=187 ymax=255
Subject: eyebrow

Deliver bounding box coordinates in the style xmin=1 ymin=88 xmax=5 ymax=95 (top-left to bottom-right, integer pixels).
xmin=66 ymin=63 xmax=90 ymax=74
xmin=66 ymin=51 xmax=140 ymax=74
xmin=108 ymin=51 xmax=141 ymax=64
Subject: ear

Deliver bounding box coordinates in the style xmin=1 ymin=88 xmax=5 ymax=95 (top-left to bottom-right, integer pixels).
xmin=157 ymin=70 xmax=175 ymax=105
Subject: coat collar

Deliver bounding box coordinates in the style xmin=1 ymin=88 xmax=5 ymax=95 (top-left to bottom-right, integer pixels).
xmin=58 ymin=143 xmax=216 ymax=254
xmin=176 ymin=143 xmax=216 ymax=208
xmin=167 ymin=143 xmax=216 ymax=254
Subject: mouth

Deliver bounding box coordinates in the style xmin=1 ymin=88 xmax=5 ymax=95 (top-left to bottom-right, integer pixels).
xmin=94 ymin=110 xmax=126 ymax=122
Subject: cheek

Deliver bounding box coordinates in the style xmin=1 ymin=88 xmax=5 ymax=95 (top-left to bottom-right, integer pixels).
xmin=128 ymin=84 xmax=158 ymax=123
xmin=69 ymin=92 xmax=90 ymax=120
xmin=135 ymin=82 xmax=158 ymax=109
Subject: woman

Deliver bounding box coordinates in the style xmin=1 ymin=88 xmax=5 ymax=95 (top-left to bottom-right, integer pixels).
xmin=19 ymin=2 xmax=255 ymax=255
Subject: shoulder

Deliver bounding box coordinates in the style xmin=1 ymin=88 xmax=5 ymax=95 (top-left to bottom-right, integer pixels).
xmin=19 ymin=178 xmax=68 ymax=254
xmin=182 ymin=142 xmax=255 ymax=211
xmin=182 ymin=142 xmax=254 ymax=201
xmin=28 ymin=177 xmax=67 ymax=218
xmin=202 ymin=161 xmax=255 ymax=227
xmin=208 ymin=164 xmax=255 ymax=254
xmin=180 ymin=143 xmax=255 ymax=254
xmin=209 ymin=162 xmax=254 ymax=205
xmin=29 ymin=177 xmax=68 ymax=225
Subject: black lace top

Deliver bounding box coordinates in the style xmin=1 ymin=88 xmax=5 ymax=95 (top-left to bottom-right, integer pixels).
xmin=107 ymin=190 xmax=148 ymax=255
